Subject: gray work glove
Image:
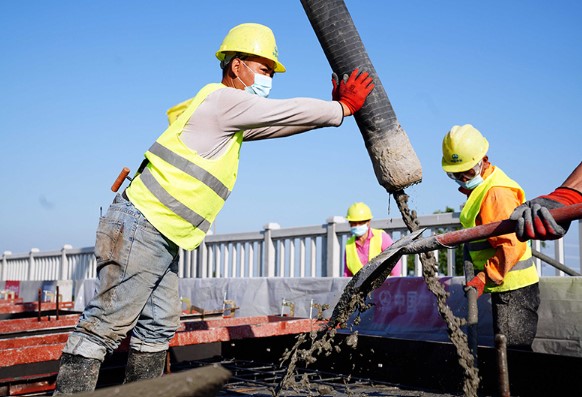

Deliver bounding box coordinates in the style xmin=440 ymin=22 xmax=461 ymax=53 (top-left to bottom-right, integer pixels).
xmin=510 ymin=197 xmax=568 ymax=242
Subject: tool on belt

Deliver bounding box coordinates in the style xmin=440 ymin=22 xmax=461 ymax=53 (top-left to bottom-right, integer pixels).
xmin=110 ymin=160 xmax=148 ymax=193
xmin=111 ymin=167 xmax=131 ymax=192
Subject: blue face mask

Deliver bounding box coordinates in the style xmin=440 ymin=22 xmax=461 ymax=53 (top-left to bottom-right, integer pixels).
xmin=239 ymin=61 xmax=272 ymax=98
xmin=450 ymin=161 xmax=484 ymax=190
xmin=350 ymin=224 xmax=368 ymax=237
xmin=455 ymin=174 xmax=484 ymax=190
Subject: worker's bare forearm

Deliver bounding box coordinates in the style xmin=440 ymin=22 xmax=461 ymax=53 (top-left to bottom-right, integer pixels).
xmin=340 ymin=101 xmax=351 ymax=117
xmin=560 ymin=161 xmax=582 ymax=193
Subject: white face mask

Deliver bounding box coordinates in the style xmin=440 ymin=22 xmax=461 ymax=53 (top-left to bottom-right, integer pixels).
xmin=350 ymin=224 xmax=369 ymax=237
xmin=238 ymin=61 xmax=273 ymax=98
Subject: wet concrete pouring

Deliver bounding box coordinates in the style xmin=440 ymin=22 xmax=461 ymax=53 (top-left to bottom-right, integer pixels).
xmin=272 ymin=191 xmax=479 ymax=397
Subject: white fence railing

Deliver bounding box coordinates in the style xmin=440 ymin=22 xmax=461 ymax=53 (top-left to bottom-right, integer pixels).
xmin=2 ymin=214 xmax=580 ymax=281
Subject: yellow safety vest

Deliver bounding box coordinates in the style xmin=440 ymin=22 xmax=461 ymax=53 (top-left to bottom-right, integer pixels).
xmin=460 ymin=167 xmax=539 ymax=293
xmin=345 ymin=228 xmax=384 ymax=276
xmin=126 ymin=83 xmax=243 ymax=250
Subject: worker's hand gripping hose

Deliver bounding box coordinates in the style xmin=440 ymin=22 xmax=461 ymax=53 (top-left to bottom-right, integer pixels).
xmin=510 ymin=187 xmax=582 ymax=241
xmin=302 ymin=0 xmax=422 ymax=192
xmin=333 ymin=68 xmax=374 ymax=115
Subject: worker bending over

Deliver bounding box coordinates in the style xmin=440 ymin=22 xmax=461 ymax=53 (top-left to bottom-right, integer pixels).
xmin=53 ymin=23 xmax=374 ymax=394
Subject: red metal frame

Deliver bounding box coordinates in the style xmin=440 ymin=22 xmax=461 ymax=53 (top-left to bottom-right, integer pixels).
xmin=0 ymin=311 xmax=323 ymax=395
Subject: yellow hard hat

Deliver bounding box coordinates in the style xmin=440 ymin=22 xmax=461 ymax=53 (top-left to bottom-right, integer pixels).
xmin=441 ymin=124 xmax=489 ymax=173
xmin=216 ymin=23 xmax=286 ymax=73
xmin=346 ymin=202 xmax=373 ymax=222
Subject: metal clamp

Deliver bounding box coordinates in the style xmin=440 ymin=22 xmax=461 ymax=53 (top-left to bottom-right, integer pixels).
xmin=309 ymin=299 xmax=330 ymax=320
xmin=43 ymin=290 xmax=62 ymax=303
xmin=223 ymin=299 xmax=239 ymax=318
xmin=280 ymin=298 xmax=295 ymax=317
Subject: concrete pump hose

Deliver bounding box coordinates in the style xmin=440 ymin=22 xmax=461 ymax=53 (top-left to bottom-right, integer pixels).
xmin=301 ymin=0 xmax=422 ymax=192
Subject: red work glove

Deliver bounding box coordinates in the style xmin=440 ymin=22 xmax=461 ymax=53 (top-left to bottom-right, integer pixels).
xmin=509 ymin=187 xmax=582 ymax=242
xmin=465 ymin=274 xmax=486 ymax=298
xmin=336 ymin=68 xmax=375 ymax=114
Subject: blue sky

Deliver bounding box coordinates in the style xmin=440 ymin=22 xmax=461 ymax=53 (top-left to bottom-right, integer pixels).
xmin=1 ymin=1 xmax=581 ymax=255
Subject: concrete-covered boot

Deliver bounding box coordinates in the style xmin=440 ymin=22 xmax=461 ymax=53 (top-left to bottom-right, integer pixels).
xmin=123 ymin=349 xmax=167 ymax=383
xmin=53 ymin=353 xmax=101 ymax=395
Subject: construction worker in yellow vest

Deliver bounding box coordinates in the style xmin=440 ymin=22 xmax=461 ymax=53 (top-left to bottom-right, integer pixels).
xmin=343 ymin=202 xmax=400 ymax=277
xmin=53 ymin=23 xmax=375 ymax=394
xmin=442 ymin=124 xmax=540 ymax=350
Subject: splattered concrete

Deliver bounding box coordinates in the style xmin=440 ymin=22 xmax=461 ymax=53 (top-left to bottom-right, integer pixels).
xmin=275 ymin=190 xmax=479 ymax=397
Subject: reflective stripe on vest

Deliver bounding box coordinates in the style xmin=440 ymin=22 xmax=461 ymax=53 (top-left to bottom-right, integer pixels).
xmin=126 ymin=83 xmax=243 ymax=250
xmin=148 ymin=141 xmax=230 ymax=201
xmin=460 ymin=166 xmax=539 ymax=293
xmin=345 ymin=228 xmax=383 ymax=276
xmin=139 ymin=167 xmax=212 ymax=233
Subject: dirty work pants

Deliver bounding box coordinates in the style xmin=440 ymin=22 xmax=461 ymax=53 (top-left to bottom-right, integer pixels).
xmin=63 ymin=193 xmax=180 ymax=361
xmin=491 ymin=282 xmax=540 ymax=351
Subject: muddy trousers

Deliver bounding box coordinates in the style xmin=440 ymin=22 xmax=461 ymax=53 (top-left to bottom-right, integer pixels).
xmin=491 ymin=282 xmax=540 ymax=351
xmin=53 ymin=353 xmax=102 ymax=395
xmin=53 ymin=350 xmax=168 ymax=394
xmin=123 ymin=349 xmax=167 ymax=383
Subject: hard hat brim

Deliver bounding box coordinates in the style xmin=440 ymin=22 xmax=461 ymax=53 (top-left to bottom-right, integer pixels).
xmin=216 ymin=50 xmax=286 ymax=73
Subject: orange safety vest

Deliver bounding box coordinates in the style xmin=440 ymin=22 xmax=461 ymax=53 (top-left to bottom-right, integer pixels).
xmin=460 ymin=167 xmax=539 ymax=293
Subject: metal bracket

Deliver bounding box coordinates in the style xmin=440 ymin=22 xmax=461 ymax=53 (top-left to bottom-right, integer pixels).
xmin=280 ymin=298 xmax=295 ymax=317
xmin=309 ymin=300 xmax=330 ymax=320
xmin=223 ymin=299 xmax=239 ymax=318
xmin=43 ymin=290 xmax=62 ymax=303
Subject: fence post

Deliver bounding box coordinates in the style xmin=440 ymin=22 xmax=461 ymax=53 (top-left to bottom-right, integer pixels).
xmin=554 ymin=238 xmax=565 ymax=277
xmin=263 ymin=223 xmax=280 ymax=277
xmin=1 ymin=251 xmax=11 ymax=281
xmin=28 ymin=248 xmax=39 ymax=281
xmin=60 ymin=244 xmax=72 ymax=280
xmin=197 ymin=240 xmax=207 ymax=278
xmin=325 ymin=216 xmax=343 ymax=277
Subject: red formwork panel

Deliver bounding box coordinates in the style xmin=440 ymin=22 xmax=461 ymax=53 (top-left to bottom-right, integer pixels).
xmin=0 ymin=314 xmax=79 ymax=334
xmin=0 ymin=315 xmax=323 ymax=368
xmin=0 ymin=301 xmax=74 ymax=314
xmin=171 ymin=316 xmax=323 ymax=346
xmin=0 ymin=298 xmax=23 ymax=306
xmin=0 ymin=314 xmax=322 ymax=395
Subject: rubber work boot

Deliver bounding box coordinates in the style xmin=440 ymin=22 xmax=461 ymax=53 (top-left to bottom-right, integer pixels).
xmin=53 ymin=353 xmax=101 ymax=395
xmin=123 ymin=349 xmax=167 ymax=383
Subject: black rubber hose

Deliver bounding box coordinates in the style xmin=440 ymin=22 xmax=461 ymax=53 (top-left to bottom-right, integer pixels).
xmin=300 ymin=0 xmax=422 ymax=192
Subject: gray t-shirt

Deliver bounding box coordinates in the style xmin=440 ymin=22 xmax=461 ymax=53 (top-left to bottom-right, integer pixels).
xmin=180 ymin=86 xmax=344 ymax=159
